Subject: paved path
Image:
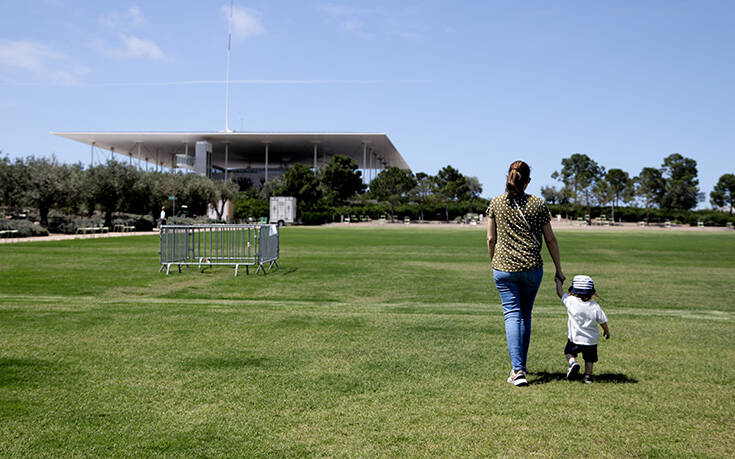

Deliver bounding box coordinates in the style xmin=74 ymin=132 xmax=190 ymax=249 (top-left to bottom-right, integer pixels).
xmin=0 ymin=231 xmax=158 ymax=244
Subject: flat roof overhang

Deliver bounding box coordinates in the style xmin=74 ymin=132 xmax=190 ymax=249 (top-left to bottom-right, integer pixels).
xmin=51 ymin=131 xmax=409 ymax=171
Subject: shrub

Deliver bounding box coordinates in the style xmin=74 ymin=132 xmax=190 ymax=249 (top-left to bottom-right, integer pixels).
xmin=233 ymin=198 xmax=269 ymax=221
xmin=47 ymin=214 xmax=103 ymax=234
xmin=112 ymin=213 xmax=155 ymax=231
xmin=0 ymin=219 xmax=49 ymax=237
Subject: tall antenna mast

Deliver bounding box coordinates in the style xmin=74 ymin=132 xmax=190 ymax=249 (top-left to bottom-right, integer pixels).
xmin=224 ymin=0 xmax=233 ymax=132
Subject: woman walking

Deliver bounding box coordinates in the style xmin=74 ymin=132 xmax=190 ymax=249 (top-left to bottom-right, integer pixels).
xmin=486 ymin=161 xmax=564 ymax=386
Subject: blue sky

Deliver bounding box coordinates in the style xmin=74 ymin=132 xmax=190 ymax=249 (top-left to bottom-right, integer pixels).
xmin=1 ymin=1 xmax=734 ymax=206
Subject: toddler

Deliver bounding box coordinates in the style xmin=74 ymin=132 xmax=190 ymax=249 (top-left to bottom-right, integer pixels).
xmin=555 ymin=275 xmax=610 ymax=383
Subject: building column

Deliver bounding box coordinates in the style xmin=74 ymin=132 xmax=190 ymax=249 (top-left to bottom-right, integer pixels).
xmin=362 ymin=142 xmax=367 ymax=184
xmin=90 ymin=142 xmax=95 ymax=167
xmin=224 ymin=142 xmax=230 ymax=181
xmin=263 ymin=141 xmax=271 ymax=182
xmin=313 ymin=142 xmax=318 ymax=170
xmin=137 ymin=143 xmax=142 ymax=171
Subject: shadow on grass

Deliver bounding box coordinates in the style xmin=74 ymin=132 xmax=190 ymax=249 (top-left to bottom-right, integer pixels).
xmin=0 ymin=357 xmax=56 ymax=387
xmin=531 ymin=371 xmax=638 ymax=385
xmin=180 ymin=356 xmax=272 ymax=370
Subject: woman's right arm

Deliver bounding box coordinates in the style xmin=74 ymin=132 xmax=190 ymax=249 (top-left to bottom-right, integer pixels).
xmin=542 ymin=222 xmax=564 ymax=282
xmin=487 ymin=217 xmax=497 ymax=260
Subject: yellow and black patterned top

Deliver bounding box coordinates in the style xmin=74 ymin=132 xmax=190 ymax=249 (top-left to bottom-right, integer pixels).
xmin=486 ymin=193 xmax=551 ymax=272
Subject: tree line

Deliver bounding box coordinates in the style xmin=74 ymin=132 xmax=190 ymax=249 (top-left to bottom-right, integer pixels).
xmin=234 ymin=155 xmax=485 ymax=224
xmin=2 ymin=152 xmax=733 ymax=231
xmin=0 ymin=155 xmax=238 ymax=228
xmin=0 ymin=153 xmax=486 ymax=227
xmin=543 ymin=153 xmax=735 ymax=221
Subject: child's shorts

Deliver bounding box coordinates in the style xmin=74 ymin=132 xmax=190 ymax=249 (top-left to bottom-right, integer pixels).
xmin=564 ymin=340 xmax=598 ymax=363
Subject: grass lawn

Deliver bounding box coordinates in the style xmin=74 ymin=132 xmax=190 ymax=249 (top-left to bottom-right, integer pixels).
xmin=0 ymin=227 xmax=734 ymax=456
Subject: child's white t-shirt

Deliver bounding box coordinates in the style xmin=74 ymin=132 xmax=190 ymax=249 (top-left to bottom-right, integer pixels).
xmin=561 ymin=294 xmax=608 ymax=345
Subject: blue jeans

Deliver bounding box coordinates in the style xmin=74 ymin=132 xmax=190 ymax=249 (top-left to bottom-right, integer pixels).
xmin=493 ymin=267 xmax=543 ymax=371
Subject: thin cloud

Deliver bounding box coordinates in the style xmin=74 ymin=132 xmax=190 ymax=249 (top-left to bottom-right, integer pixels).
xmin=0 ymin=39 xmax=82 ymax=84
xmin=5 ymin=78 xmax=429 ymax=87
xmin=94 ymin=34 xmax=166 ymax=60
xmin=318 ymin=3 xmax=429 ymax=40
xmin=120 ymin=34 xmax=164 ymax=59
xmin=223 ymin=5 xmax=265 ymax=39
xmin=92 ymin=79 xmax=426 ymax=86
xmin=100 ymin=5 xmax=146 ymax=28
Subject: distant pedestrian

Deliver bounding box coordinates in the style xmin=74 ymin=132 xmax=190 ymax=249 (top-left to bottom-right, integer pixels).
xmin=555 ymin=275 xmax=610 ymax=384
xmin=486 ymin=160 xmax=565 ymax=386
xmin=160 ymin=206 xmax=167 ymax=227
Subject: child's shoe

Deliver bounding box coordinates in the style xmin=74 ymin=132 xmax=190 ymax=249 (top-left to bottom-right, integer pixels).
xmin=566 ymin=361 xmax=580 ymax=380
xmin=583 ymin=374 xmax=593 ymax=384
xmin=507 ymin=369 xmax=528 ymax=386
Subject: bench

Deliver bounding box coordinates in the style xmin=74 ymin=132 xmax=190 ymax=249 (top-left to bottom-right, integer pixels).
xmin=0 ymin=229 xmax=19 ymax=242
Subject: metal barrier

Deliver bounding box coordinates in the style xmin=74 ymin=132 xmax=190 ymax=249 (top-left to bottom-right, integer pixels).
xmin=159 ymin=224 xmax=280 ymax=276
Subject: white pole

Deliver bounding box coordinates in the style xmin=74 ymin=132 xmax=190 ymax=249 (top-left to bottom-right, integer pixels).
xmin=224 ymin=0 xmax=233 ymax=132
xmin=313 ymin=143 xmax=318 ymax=170
xmin=90 ymin=142 xmax=95 ymax=167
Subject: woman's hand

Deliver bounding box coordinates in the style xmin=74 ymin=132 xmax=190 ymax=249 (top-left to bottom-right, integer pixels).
xmin=555 ymin=271 xmax=566 ymax=283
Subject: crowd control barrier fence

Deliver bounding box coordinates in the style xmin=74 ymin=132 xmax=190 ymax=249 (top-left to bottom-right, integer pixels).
xmin=159 ymin=224 xmax=279 ymax=276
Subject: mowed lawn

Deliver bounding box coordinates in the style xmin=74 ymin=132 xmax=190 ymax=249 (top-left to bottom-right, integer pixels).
xmin=0 ymin=227 xmax=733 ymax=457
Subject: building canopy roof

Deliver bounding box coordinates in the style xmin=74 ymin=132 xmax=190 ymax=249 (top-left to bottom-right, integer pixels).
xmin=51 ymin=131 xmax=409 ymax=170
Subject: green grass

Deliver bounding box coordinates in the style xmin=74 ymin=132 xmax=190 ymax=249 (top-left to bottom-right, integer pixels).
xmin=0 ymin=227 xmax=734 ymax=456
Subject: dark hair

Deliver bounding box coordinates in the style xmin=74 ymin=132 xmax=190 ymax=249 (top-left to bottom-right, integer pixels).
xmin=568 ymin=287 xmax=593 ymax=302
xmin=505 ymin=160 xmax=531 ymax=196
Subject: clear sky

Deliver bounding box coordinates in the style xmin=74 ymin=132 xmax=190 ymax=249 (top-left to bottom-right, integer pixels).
xmin=1 ymin=1 xmax=733 ymax=205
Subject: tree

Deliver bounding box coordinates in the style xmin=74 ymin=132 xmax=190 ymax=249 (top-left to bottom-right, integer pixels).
xmin=659 ymin=153 xmax=700 ymax=210
xmin=85 ymin=160 xmax=140 ymax=227
xmin=540 ymin=185 xmax=568 ymax=205
xmin=603 ymin=168 xmax=633 ymax=222
xmin=180 ymin=174 xmax=216 ymax=217
xmin=433 ymin=165 xmax=468 ymax=222
xmin=211 ymin=179 xmax=240 ymax=220
xmin=258 ymin=176 xmax=284 ymax=200
xmin=369 ymin=167 xmax=416 ymax=217
xmin=0 ymin=155 xmax=29 ymax=210
xmin=464 ymin=176 xmax=483 ymax=199
xmin=410 ymin=172 xmax=434 ymax=221
xmin=710 ymin=173 xmax=735 ymax=215
xmin=551 ymin=153 xmax=603 ymax=219
xmin=24 ymin=156 xmax=76 ymax=227
xmin=320 ymin=155 xmax=365 ymax=204
xmin=634 ymin=167 xmax=664 ymax=223
xmin=279 ymin=164 xmax=321 ymax=209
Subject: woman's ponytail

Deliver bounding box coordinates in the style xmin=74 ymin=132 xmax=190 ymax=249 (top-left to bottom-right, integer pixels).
xmin=505 ymin=161 xmax=531 ymax=196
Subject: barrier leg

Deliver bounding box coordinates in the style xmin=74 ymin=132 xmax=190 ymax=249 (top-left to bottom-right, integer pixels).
xmin=159 ymin=265 xmax=165 ymax=273
xmin=269 ymin=260 xmax=280 ymax=271
xmin=166 ymin=263 xmax=171 ymax=275
xmin=235 ymin=264 xmax=239 ymax=276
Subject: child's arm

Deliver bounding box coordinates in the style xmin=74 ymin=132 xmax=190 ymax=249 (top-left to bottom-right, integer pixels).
xmin=600 ymin=322 xmax=610 ymax=339
xmin=554 ymin=276 xmax=564 ymax=299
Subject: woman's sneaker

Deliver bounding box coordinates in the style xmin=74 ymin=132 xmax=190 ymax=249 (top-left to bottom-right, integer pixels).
xmin=566 ymin=362 xmax=580 ymax=380
xmin=583 ymin=374 xmax=593 ymax=384
xmin=507 ymin=369 xmax=528 ymax=386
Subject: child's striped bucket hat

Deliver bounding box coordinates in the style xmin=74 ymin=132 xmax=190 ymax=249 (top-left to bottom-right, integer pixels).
xmin=569 ymin=275 xmax=596 ymax=295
